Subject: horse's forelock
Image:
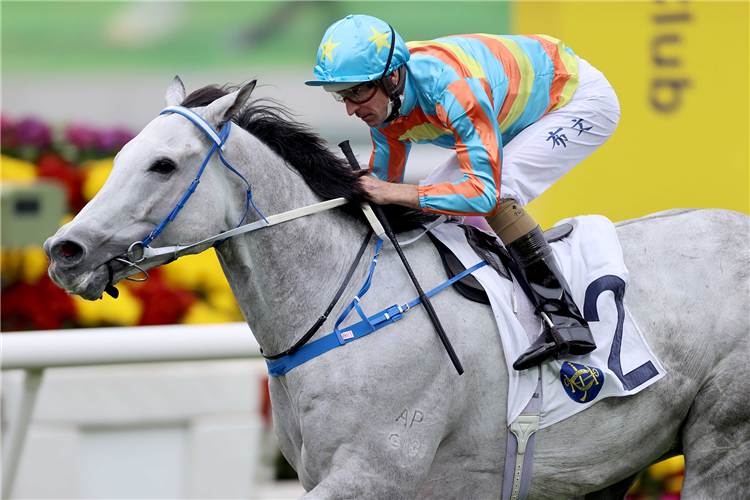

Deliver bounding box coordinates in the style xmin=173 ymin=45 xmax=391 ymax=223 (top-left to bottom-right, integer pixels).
xmin=181 ymin=85 xmax=232 ymax=109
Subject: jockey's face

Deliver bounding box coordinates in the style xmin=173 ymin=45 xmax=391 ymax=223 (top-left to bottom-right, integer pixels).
xmin=345 ymin=85 xmax=389 ymax=127
xmin=343 ymin=71 xmax=399 ymax=128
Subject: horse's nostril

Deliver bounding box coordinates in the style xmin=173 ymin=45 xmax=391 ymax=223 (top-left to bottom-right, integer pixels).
xmin=59 ymin=241 xmax=82 ymax=258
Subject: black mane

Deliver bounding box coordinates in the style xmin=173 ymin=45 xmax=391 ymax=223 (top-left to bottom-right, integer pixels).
xmin=181 ymin=84 xmax=436 ymax=233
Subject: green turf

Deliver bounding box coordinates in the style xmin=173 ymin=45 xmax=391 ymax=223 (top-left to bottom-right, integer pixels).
xmin=2 ymin=1 xmax=513 ymax=74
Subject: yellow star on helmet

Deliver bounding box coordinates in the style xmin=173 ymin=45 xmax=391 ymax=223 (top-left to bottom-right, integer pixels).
xmin=320 ymin=35 xmax=341 ymax=63
xmin=366 ymin=27 xmax=391 ymax=54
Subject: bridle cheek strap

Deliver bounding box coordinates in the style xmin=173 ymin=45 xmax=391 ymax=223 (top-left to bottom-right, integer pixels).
xmin=102 ymin=105 xmax=268 ymax=298
xmin=141 ymin=106 xmax=267 ymax=248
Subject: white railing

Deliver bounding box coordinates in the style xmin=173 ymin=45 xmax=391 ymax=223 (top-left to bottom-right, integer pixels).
xmin=0 ymin=322 xmax=261 ymax=499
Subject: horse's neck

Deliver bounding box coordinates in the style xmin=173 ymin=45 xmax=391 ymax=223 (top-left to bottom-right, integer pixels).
xmin=215 ymin=136 xmax=368 ymax=354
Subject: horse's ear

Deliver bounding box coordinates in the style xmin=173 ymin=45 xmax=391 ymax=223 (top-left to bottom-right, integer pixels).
xmin=165 ymin=76 xmax=186 ymax=107
xmin=205 ymin=80 xmax=257 ymax=126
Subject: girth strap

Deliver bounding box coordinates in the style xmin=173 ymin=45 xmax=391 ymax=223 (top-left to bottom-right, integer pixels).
xmin=266 ymin=260 xmax=487 ymax=376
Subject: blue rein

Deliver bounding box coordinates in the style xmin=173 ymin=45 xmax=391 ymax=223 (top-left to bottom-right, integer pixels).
xmin=140 ymin=105 xmax=268 ymax=249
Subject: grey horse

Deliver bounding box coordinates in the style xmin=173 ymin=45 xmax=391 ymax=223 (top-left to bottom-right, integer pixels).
xmin=45 ymin=79 xmax=749 ymax=499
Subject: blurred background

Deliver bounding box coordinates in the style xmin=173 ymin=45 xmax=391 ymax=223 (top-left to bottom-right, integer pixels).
xmin=1 ymin=1 xmax=747 ymax=499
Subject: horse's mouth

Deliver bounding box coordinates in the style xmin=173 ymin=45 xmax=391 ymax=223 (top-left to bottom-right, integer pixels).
xmin=48 ymin=258 xmax=130 ymax=301
xmin=48 ymin=260 xmax=108 ymax=300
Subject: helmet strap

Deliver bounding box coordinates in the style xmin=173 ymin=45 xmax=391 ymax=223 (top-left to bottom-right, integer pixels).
xmin=382 ymin=66 xmax=406 ymax=123
xmin=380 ymin=26 xmax=405 ymax=123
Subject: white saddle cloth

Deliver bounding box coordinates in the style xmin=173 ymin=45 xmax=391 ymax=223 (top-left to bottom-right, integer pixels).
xmin=430 ymin=215 xmax=666 ymax=428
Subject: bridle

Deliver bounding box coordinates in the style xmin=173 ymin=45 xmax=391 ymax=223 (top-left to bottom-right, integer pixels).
xmin=105 ymin=103 xmax=448 ymax=360
xmin=108 ymin=105 xmax=350 ymax=294
xmin=104 ymin=104 xmax=382 ymax=359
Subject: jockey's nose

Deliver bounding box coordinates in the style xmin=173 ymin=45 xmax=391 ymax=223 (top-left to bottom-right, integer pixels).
xmin=345 ymin=99 xmax=359 ymax=117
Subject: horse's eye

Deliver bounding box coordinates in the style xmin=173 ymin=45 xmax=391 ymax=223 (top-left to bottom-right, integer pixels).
xmin=150 ymin=160 xmax=175 ymax=175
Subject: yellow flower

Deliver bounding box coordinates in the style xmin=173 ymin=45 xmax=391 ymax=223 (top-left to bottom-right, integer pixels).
xmin=648 ymin=455 xmax=684 ymax=480
xmin=181 ymin=300 xmax=234 ymax=325
xmin=163 ymin=251 xmax=232 ymax=294
xmin=201 ymin=253 xmax=230 ymax=292
xmin=74 ymin=285 xmax=143 ymax=327
xmin=207 ymin=288 xmax=243 ymax=320
xmin=1 ymin=247 xmax=25 ymax=287
xmin=21 ymin=245 xmax=49 ymax=285
xmin=162 ymin=253 xmax=206 ymax=290
xmin=665 ymin=474 xmax=684 ymax=493
xmin=81 ymin=158 xmax=114 ymax=202
xmin=1 ymin=155 xmax=37 ymax=181
xmin=59 ymin=213 xmax=75 ymax=228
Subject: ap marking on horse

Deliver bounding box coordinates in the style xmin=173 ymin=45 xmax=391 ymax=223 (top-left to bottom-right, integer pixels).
xmin=45 ymin=78 xmax=750 ymax=499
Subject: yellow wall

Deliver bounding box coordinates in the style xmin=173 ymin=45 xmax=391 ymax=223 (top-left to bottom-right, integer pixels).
xmin=515 ymin=1 xmax=749 ymax=228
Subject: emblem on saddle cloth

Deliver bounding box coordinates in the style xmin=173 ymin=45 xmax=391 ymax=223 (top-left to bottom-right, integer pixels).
xmin=560 ymin=361 xmax=604 ymax=403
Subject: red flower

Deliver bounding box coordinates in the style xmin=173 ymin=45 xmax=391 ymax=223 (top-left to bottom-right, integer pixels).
xmin=36 ymin=152 xmax=86 ymax=212
xmin=128 ymin=268 xmax=197 ymax=325
xmin=1 ymin=114 xmax=18 ymax=149
xmin=1 ymin=274 xmax=76 ymax=331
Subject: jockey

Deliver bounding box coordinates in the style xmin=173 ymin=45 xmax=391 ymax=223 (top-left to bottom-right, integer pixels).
xmin=305 ymin=14 xmax=620 ymax=370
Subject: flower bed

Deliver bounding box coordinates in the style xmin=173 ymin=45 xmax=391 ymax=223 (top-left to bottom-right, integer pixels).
xmin=1 ymin=114 xmax=244 ymax=331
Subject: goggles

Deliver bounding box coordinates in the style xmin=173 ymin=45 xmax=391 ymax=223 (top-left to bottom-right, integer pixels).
xmin=332 ymin=80 xmax=381 ymax=104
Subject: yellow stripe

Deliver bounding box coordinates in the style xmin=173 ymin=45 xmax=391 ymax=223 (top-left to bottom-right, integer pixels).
xmin=479 ymin=35 xmax=535 ymax=132
xmin=535 ymin=34 xmax=580 ymax=111
xmin=398 ymin=123 xmax=453 ymax=142
xmin=407 ymin=40 xmax=486 ymax=79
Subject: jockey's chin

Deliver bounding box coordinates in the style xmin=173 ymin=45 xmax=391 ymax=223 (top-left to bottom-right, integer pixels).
xmin=356 ymin=110 xmax=384 ymax=128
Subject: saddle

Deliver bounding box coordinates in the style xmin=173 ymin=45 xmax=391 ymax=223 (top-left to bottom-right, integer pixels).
xmin=428 ymin=224 xmax=574 ymax=304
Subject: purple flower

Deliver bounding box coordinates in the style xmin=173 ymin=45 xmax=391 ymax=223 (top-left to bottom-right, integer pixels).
xmin=15 ymin=118 xmax=52 ymax=149
xmin=65 ymin=123 xmax=100 ymax=150
xmin=96 ymin=127 xmax=135 ymax=152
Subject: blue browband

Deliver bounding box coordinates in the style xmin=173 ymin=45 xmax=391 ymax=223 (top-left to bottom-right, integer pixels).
xmin=266 ymin=250 xmax=487 ymax=376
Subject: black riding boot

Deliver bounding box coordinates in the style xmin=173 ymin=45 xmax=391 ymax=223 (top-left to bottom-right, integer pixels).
xmin=506 ymin=226 xmax=596 ymax=371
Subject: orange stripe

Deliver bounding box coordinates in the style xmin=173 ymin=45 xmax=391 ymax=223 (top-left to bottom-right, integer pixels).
xmin=444 ymin=79 xmax=502 ymax=195
xmin=431 ymin=103 xmax=483 ymax=199
xmin=384 ymin=135 xmax=407 ymax=183
xmin=522 ymin=35 xmax=571 ymax=113
xmin=384 ymin=106 xmax=449 ymax=142
xmin=457 ymin=34 xmax=521 ymax=128
xmin=368 ymin=140 xmax=377 ymax=171
xmin=420 ymin=82 xmax=502 ymax=215
xmin=408 ymin=44 xmax=473 ymax=79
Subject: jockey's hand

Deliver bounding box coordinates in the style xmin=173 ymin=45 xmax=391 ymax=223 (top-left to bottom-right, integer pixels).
xmin=358 ymin=174 xmax=421 ymax=210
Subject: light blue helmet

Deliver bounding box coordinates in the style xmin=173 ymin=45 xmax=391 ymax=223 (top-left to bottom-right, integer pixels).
xmin=305 ymin=14 xmax=410 ymax=88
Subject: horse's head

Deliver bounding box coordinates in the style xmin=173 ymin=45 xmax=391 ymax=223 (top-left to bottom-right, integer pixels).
xmin=45 ymin=77 xmax=256 ymax=300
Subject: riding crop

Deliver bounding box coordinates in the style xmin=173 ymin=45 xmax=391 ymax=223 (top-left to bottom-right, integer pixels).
xmin=339 ymin=141 xmax=464 ymax=375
